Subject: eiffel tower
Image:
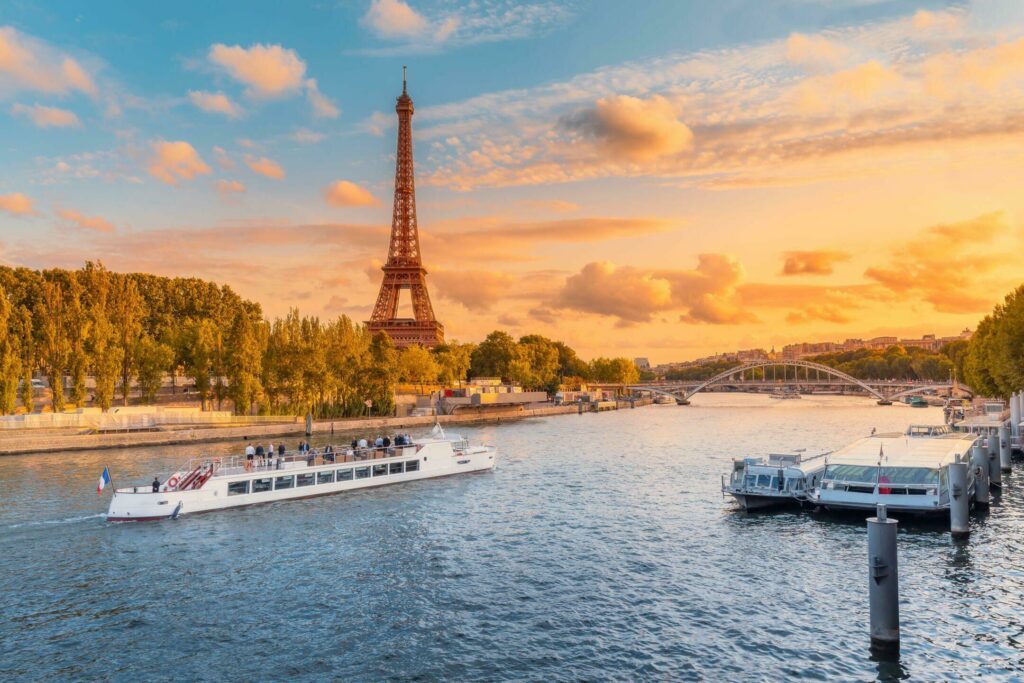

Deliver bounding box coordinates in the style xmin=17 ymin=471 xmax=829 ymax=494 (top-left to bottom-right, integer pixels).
xmin=366 ymin=68 xmax=444 ymax=348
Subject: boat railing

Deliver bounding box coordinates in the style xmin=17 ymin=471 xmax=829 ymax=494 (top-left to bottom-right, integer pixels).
xmin=187 ymin=444 xmax=422 ymax=478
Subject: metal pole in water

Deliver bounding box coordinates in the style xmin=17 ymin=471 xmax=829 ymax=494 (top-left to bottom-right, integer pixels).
xmin=972 ymin=443 xmax=989 ymax=506
xmin=988 ymin=431 xmax=1002 ymax=488
xmin=1011 ymin=393 xmax=1022 ymax=440
xmin=948 ymin=458 xmax=970 ymax=538
xmin=1000 ymin=424 xmax=1012 ymax=473
xmin=867 ymin=503 xmax=899 ymax=654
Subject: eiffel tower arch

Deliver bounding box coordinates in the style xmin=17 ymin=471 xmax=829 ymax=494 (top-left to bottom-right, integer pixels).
xmin=366 ymin=68 xmax=445 ymax=348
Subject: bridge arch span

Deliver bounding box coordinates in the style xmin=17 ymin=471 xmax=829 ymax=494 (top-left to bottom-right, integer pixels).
xmin=680 ymin=360 xmax=887 ymax=402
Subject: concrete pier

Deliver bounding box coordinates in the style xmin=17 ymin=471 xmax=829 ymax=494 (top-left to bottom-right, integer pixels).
xmin=1011 ymin=392 xmax=1022 ymax=440
xmin=972 ymin=443 xmax=990 ymax=506
xmin=867 ymin=503 xmax=899 ymax=654
xmin=948 ymin=459 xmax=970 ymax=538
xmin=1000 ymin=424 xmax=1012 ymax=473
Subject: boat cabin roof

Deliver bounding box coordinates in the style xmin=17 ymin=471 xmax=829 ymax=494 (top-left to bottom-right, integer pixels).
xmin=828 ymin=432 xmax=978 ymax=469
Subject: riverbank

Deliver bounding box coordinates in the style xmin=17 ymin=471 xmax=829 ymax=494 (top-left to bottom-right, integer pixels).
xmin=0 ymin=399 xmax=652 ymax=456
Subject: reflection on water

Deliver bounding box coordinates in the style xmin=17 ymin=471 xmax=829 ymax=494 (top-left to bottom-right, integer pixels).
xmin=1 ymin=394 xmax=1023 ymax=680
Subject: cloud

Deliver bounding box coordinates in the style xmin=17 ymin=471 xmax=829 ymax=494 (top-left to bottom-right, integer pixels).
xmin=215 ymin=179 xmax=246 ymax=195
xmin=558 ymin=262 xmax=673 ymax=323
xmin=780 ymin=250 xmax=850 ymax=276
xmin=785 ymin=32 xmax=848 ymax=70
xmin=864 ymin=212 xmax=1012 ymax=313
xmin=213 ymin=146 xmax=234 ymax=169
xmin=0 ymin=26 xmax=98 ymax=97
xmin=355 ymin=0 xmax=570 ymax=54
xmin=147 ymin=140 xmax=211 ymax=185
xmin=0 ymin=193 xmax=34 ymax=216
xmin=56 ymin=208 xmax=114 ymax=233
xmin=785 ymin=305 xmax=851 ymax=324
xmin=360 ymin=111 xmax=391 ymax=136
xmin=362 ymin=0 xmax=428 ymax=40
xmin=324 ymin=295 xmax=349 ymax=313
xmin=431 ymin=269 xmax=514 ymax=312
xmin=323 ymin=180 xmax=381 ymax=207
xmin=553 ymin=254 xmax=753 ymax=325
xmin=290 ymin=128 xmax=325 ymax=144
xmin=911 ymin=9 xmax=963 ymax=32
xmin=10 ymin=102 xmax=80 ymax=128
xmin=245 ymin=156 xmax=285 ymax=180
xmin=305 ymin=78 xmax=340 ymax=119
xmin=188 ymin=90 xmax=243 ymax=118
xmin=208 ymin=43 xmax=306 ymax=98
xmin=563 ymin=94 xmax=693 ymax=162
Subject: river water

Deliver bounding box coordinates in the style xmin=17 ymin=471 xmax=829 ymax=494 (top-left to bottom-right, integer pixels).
xmin=2 ymin=394 xmax=1023 ymax=681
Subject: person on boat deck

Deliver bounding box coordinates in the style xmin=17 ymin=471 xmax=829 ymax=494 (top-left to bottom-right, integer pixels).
xmin=255 ymin=444 xmax=265 ymax=457
xmin=278 ymin=443 xmax=285 ymax=456
xmin=351 ymin=438 xmax=358 ymax=450
xmin=306 ymin=449 xmax=316 ymax=466
xmin=268 ymin=442 xmax=275 ymax=457
xmin=383 ymin=435 xmax=391 ymax=448
xmin=375 ymin=436 xmax=384 ymax=448
xmin=152 ymin=477 xmax=160 ymax=493
xmin=358 ymin=438 xmax=368 ymax=449
xmin=245 ymin=444 xmax=255 ymax=458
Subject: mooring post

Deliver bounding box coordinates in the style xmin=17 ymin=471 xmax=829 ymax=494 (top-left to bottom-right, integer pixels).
xmin=972 ymin=443 xmax=989 ymax=506
xmin=988 ymin=431 xmax=1002 ymax=488
xmin=948 ymin=458 xmax=970 ymax=537
xmin=1011 ymin=392 xmax=1022 ymax=441
xmin=1000 ymin=424 xmax=1012 ymax=473
xmin=867 ymin=503 xmax=899 ymax=654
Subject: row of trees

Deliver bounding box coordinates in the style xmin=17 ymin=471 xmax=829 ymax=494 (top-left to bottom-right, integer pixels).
xmin=0 ymin=264 xmax=639 ymax=417
xmin=962 ymin=285 xmax=1024 ymax=398
xmin=808 ymin=345 xmax=959 ymax=382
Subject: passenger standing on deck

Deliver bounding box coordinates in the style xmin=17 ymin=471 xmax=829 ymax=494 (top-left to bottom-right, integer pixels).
xmin=152 ymin=477 xmax=160 ymax=492
xmin=375 ymin=435 xmax=384 ymax=448
xmin=278 ymin=443 xmax=285 ymax=456
xmin=383 ymin=435 xmax=391 ymax=448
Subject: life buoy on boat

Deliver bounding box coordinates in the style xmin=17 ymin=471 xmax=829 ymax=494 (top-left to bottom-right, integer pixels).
xmin=167 ymin=475 xmax=180 ymax=489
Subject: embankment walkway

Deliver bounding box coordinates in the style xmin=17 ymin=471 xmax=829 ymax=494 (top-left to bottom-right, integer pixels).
xmin=0 ymin=400 xmax=648 ymax=456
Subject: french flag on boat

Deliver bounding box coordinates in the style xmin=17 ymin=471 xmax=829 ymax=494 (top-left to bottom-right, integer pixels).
xmin=97 ymin=467 xmax=111 ymax=495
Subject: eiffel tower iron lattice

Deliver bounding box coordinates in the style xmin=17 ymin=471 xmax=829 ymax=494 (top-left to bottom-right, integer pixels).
xmin=366 ymin=68 xmax=445 ymax=348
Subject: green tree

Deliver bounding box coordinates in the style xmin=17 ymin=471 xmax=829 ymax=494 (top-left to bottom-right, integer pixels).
xmin=81 ymin=265 xmax=120 ymax=411
xmin=38 ymin=279 xmax=71 ymax=412
xmin=182 ymin=318 xmax=217 ymax=410
xmin=110 ymin=275 xmax=144 ymax=405
xmin=516 ymin=335 xmax=561 ymax=392
xmin=226 ymin=309 xmax=264 ymax=415
xmin=366 ymin=332 xmax=398 ymax=415
xmin=470 ymin=331 xmax=519 ymax=381
xmin=433 ymin=341 xmax=474 ymax=387
xmin=134 ymin=336 xmax=173 ymax=404
xmin=16 ymin=306 xmax=33 ymax=412
xmin=398 ymin=345 xmax=440 ymax=391
xmin=0 ymin=289 xmax=20 ymax=414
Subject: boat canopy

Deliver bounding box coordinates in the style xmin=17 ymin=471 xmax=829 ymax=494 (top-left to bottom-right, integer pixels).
xmin=826 ymin=432 xmax=977 ymax=470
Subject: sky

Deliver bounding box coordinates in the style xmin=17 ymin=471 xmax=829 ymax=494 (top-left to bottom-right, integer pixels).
xmin=2 ymin=0 xmax=1024 ymax=363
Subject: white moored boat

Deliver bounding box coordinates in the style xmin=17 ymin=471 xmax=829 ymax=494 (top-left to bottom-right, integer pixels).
xmin=107 ymin=430 xmax=496 ymax=522
xmin=807 ymin=425 xmax=979 ymax=515
xmin=722 ymin=451 xmax=828 ymax=511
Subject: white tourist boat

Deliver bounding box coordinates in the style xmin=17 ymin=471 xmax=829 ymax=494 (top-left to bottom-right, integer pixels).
xmin=722 ymin=450 xmax=828 ymax=510
xmin=806 ymin=425 xmax=979 ymax=515
xmin=653 ymin=394 xmax=677 ymax=405
xmin=106 ymin=429 xmax=496 ymax=522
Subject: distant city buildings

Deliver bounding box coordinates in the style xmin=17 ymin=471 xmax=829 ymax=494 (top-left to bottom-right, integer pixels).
xmin=633 ymin=357 xmax=651 ymax=371
xmin=651 ymin=329 xmax=972 ymax=375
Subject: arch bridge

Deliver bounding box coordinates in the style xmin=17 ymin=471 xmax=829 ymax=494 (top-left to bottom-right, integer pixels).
xmin=628 ymin=359 xmax=971 ymax=404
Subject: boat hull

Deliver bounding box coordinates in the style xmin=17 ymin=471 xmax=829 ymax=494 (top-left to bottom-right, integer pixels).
xmin=727 ymin=491 xmax=800 ymax=511
xmin=108 ymin=444 xmax=496 ymax=522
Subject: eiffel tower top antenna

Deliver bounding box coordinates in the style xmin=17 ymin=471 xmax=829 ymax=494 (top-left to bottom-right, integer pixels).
xmin=402 ymin=65 xmax=407 ymax=94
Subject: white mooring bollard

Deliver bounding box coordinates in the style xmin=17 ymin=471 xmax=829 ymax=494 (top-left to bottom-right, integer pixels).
xmin=948 ymin=458 xmax=970 ymax=538
xmin=1000 ymin=424 xmax=1012 ymax=473
xmin=972 ymin=443 xmax=989 ymax=506
xmin=867 ymin=503 xmax=899 ymax=654
xmin=988 ymin=431 xmax=1002 ymax=488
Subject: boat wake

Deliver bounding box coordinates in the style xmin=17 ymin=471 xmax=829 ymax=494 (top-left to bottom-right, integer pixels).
xmin=6 ymin=512 xmax=107 ymax=530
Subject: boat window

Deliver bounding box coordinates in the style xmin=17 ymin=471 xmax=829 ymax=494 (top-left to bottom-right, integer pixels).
xmin=389 ymin=461 xmax=404 ymax=475
xmin=756 ymin=474 xmax=772 ymax=488
xmin=824 ymin=464 xmax=877 ymax=483
xmin=405 ymin=460 xmax=419 ymax=472
xmin=338 ymin=468 xmax=354 ymax=481
xmin=228 ymin=480 xmax=249 ymax=496
xmin=743 ymin=474 xmax=756 ymax=488
xmin=275 ymin=475 xmax=294 ymax=490
xmin=878 ymin=467 xmax=939 ymax=486
xmin=372 ymin=464 xmax=388 ymax=477
xmin=296 ymin=473 xmax=315 ymax=487
xmin=355 ymin=467 xmax=370 ymax=479
xmin=317 ymin=471 xmax=334 ymax=485
xmin=252 ymin=478 xmax=272 ymax=493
